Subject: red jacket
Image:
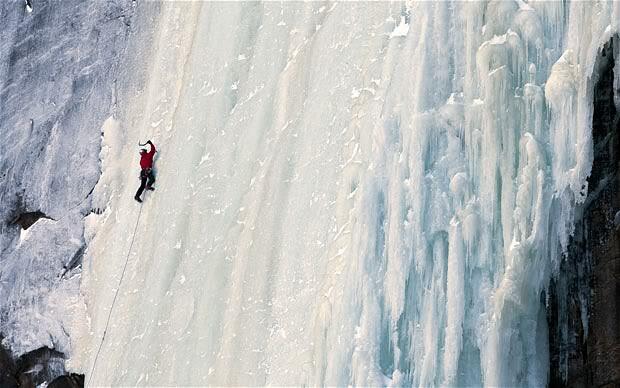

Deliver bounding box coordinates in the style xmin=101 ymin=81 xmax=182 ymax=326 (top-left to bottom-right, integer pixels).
xmin=140 ymin=143 xmax=156 ymax=169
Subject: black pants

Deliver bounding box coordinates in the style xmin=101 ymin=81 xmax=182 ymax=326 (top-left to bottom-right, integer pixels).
xmin=135 ymin=169 xmax=155 ymax=199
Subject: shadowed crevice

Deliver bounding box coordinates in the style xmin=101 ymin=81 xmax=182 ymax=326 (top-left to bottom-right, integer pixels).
xmin=11 ymin=210 xmax=54 ymax=230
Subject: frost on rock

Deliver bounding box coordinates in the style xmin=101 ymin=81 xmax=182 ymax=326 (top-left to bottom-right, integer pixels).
xmin=0 ymin=0 xmax=137 ymax=380
xmin=65 ymin=1 xmax=619 ymax=387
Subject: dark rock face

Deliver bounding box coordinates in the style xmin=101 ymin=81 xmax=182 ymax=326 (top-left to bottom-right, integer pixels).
xmin=48 ymin=374 xmax=85 ymax=388
xmin=584 ymin=35 xmax=620 ymax=388
xmin=548 ymin=36 xmax=620 ymax=387
xmin=0 ymin=337 xmax=84 ymax=388
xmin=0 ymin=337 xmax=18 ymax=387
xmin=14 ymin=347 xmax=66 ymax=387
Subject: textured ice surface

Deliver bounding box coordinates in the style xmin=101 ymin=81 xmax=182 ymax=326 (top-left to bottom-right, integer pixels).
xmin=60 ymin=1 xmax=618 ymax=386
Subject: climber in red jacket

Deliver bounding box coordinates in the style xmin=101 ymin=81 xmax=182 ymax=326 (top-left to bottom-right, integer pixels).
xmin=135 ymin=140 xmax=156 ymax=203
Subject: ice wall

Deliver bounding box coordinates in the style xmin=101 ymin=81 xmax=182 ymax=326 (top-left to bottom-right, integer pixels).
xmin=74 ymin=1 xmax=620 ymax=386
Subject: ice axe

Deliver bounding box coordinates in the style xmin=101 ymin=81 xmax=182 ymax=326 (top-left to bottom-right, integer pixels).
xmin=138 ymin=140 xmax=150 ymax=147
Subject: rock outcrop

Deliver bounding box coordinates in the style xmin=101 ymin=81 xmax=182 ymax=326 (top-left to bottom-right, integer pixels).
xmin=548 ymin=36 xmax=620 ymax=388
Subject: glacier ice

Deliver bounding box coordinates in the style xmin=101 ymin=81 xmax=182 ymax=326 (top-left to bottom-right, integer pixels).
xmin=58 ymin=1 xmax=620 ymax=386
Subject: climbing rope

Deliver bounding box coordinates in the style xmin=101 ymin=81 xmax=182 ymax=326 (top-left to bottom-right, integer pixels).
xmin=87 ymin=203 xmax=144 ymax=386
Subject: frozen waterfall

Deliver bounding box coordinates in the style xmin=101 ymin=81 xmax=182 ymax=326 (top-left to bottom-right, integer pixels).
xmin=63 ymin=1 xmax=620 ymax=386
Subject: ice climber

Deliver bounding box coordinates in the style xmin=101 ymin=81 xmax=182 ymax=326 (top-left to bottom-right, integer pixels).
xmin=134 ymin=140 xmax=156 ymax=203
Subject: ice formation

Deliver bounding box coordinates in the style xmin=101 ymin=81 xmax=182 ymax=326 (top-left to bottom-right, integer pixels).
xmin=37 ymin=1 xmax=617 ymax=386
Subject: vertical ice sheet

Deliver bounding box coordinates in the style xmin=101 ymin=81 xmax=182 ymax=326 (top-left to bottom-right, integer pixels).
xmin=73 ymin=1 xmax=620 ymax=386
